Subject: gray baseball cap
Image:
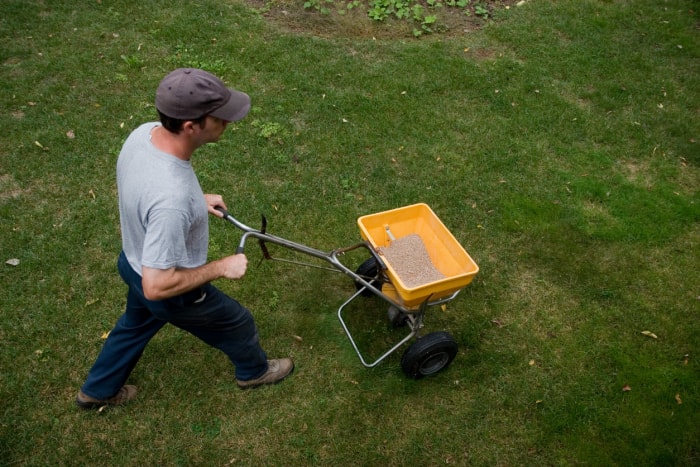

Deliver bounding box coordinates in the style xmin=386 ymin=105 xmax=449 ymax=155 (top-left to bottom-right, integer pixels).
xmin=155 ymin=68 xmax=251 ymax=122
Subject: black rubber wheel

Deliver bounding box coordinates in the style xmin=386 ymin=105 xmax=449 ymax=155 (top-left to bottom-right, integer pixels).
xmin=354 ymin=257 xmax=381 ymax=297
xmin=401 ymin=331 xmax=458 ymax=379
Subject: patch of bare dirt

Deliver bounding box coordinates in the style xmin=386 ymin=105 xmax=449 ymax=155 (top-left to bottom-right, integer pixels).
xmin=247 ymin=0 xmax=518 ymax=39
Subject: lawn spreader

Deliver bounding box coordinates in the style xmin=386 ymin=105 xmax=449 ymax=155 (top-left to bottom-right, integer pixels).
xmin=216 ymin=203 xmax=479 ymax=378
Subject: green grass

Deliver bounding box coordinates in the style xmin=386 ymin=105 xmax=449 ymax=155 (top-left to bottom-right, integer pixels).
xmin=2 ymin=0 xmax=699 ymax=465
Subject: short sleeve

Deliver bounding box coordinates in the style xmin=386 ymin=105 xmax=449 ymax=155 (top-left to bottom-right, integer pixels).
xmin=141 ymin=208 xmax=192 ymax=270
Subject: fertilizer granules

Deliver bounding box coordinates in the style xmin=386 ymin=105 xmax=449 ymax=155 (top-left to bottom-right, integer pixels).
xmin=379 ymin=234 xmax=445 ymax=288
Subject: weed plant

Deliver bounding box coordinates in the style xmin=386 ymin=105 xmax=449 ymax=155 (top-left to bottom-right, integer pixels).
xmin=1 ymin=0 xmax=699 ymax=465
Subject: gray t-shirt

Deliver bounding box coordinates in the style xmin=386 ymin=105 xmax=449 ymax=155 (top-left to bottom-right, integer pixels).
xmin=117 ymin=122 xmax=208 ymax=276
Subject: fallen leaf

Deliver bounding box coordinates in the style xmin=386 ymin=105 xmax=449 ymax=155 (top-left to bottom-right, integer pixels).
xmin=529 ymin=359 xmax=536 ymax=366
xmin=292 ymin=335 xmax=303 ymax=342
xmin=6 ymin=258 xmax=20 ymax=266
xmin=675 ymin=393 xmax=682 ymax=404
xmin=101 ymin=331 xmax=110 ymax=339
xmin=66 ymin=130 xmax=75 ymax=139
xmin=622 ymin=384 xmax=631 ymax=392
xmin=641 ymin=330 xmax=658 ymax=339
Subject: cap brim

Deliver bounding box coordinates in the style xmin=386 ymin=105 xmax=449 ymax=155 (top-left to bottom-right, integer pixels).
xmin=210 ymin=89 xmax=251 ymax=122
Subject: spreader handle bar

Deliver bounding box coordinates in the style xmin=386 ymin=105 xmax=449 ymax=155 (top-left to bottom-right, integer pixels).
xmin=217 ymin=207 xmax=331 ymax=258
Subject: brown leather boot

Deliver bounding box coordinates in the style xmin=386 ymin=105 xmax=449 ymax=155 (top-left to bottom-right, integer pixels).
xmin=76 ymin=385 xmax=138 ymax=409
xmin=236 ymin=359 xmax=294 ymax=389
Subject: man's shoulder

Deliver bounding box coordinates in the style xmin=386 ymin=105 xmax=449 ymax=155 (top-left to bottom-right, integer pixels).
xmin=125 ymin=122 xmax=159 ymax=142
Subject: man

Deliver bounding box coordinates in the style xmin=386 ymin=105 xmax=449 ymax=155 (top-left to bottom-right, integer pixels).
xmin=76 ymin=68 xmax=293 ymax=409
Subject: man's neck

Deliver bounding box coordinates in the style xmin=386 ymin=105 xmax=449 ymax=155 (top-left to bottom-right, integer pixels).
xmin=150 ymin=125 xmax=194 ymax=161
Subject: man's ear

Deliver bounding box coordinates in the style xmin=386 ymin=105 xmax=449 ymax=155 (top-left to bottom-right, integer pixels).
xmin=182 ymin=120 xmax=196 ymax=134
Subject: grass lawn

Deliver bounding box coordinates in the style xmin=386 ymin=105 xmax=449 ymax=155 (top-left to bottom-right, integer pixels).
xmin=1 ymin=0 xmax=698 ymax=465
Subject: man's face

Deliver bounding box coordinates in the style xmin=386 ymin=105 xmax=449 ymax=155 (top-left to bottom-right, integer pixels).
xmin=196 ymin=116 xmax=229 ymax=144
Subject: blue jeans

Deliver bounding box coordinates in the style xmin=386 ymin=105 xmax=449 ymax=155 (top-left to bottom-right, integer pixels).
xmin=80 ymin=252 xmax=268 ymax=400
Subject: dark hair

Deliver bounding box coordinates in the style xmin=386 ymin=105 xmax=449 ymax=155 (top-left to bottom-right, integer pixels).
xmin=157 ymin=110 xmax=207 ymax=134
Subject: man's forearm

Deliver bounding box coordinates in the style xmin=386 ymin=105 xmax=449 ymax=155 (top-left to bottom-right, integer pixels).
xmin=141 ymin=261 xmax=224 ymax=301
